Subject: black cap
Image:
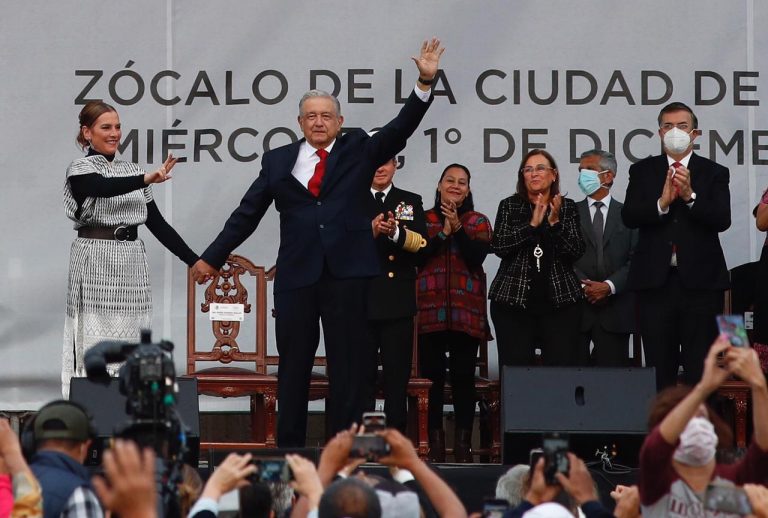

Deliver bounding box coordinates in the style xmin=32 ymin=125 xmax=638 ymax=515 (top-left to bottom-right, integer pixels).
xmin=34 ymin=401 xmax=90 ymax=442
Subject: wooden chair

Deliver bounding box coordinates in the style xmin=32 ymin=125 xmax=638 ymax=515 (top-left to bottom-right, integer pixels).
xmin=184 ymin=254 xmax=278 ymax=449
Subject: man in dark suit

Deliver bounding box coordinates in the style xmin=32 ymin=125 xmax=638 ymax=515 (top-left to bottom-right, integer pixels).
xmin=191 ymin=39 xmax=444 ymax=446
xmin=361 ymin=156 xmax=426 ymax=433
xmin=573 ymin=149 xmax=638 ymax=367
xmin=622 ymin=102 xmax=730 ymax=390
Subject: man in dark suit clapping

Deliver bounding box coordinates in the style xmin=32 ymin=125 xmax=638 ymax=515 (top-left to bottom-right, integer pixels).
xmin=192 ymin=39 xmax=445 ymax=446
xmin=622 ymin=102 xmax=730 ymax=390
xmin=573 ymin=149 xmax=638 ymax=367
xmin=361 ymin=156 xmax=426 ymax=433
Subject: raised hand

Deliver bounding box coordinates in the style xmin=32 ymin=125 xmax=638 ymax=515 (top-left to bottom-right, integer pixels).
xmin=525 ymin=457 xmax=561 ymax=506
xmin=191 ymin=259 xmax=218 ymax=284
xmin=201 ymin=452 xmax=256 ymax=501
xmin=286 ymin=454 xmax=323 ymax=508
xmin=530 ymin=193 xmax=548 ymax=227
xmin=659 ymin=167 xmax=679 ymax=210
xmin=92 ymin=440 xmax=157 ymax=518
xmin=724 ymin=346 xmax=767 ymax=390
xmin=548 ymin=193 xmax=562 ymax=225
xmin=671 ymin=164 xmax=693 ymax=201
xmin=611 ymin=485 xmax=641 ymax=518
xmin=376 ymin=428 xmax=419 ymax=471
xmin=440 ymin=200 xmax=460 ymax=234
xmin=412 ymin=38 xmax=445 ymax=85
xmin=698 ymin=334 xmax=733 ymax=394
xmin=555 ymin=453 xmax=599 ymax=506
xmin=144 ymin=154 xmax=178 ymax=184
xmin=317 ymin=424 xmax=357 ymax=485
xmin=373 ymin=212 xmax=397 ymax=238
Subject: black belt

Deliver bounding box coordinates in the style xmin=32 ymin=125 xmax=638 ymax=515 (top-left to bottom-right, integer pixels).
xmin=77 ymin=225 xmax=138 ymax=241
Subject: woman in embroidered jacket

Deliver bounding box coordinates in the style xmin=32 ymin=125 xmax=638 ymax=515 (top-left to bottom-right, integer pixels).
xmin=62 ymin=101 xmax=199 ymax=397
xmin=489 ymin=149 xmax=585 ymax=367
xmin=416 ymin=163 xmax=492 ymax=463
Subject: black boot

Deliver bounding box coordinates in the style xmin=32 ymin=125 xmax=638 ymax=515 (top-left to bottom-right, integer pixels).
xmin=453 ymin=428 xmax=473 ymax=463
xmin=427 ymin=429 xmax=445 ymax=463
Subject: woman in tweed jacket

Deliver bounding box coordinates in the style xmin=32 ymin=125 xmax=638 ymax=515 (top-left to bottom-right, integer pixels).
xmin=489 ymin=149 xmax=585 ymax=366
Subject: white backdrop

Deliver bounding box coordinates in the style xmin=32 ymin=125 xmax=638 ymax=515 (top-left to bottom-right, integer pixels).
xmin=1 ymin=0 xmax=767 ymax=409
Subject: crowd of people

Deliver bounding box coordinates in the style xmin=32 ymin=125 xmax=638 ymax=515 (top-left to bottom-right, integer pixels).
xmin=2 ymin=335 xmax=768 ymax=517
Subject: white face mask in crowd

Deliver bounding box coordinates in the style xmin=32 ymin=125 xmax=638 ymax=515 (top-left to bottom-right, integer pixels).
xmin=663 ymin=126 xmax=693 ymax=155
xmin=673 ymin=416 xmax=718 ymax=466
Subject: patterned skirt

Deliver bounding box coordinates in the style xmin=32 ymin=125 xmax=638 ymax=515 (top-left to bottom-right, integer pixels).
xmin=62 ymin=238 xmax=152 ymax=397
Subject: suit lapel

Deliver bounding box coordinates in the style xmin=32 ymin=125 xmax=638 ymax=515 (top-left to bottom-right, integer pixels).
xmin=317 ymin=137 xmax=345 ymax=196
xmin=687 ymin=152 xmax=707 ymax=192
xmin=577 ymin=199 xmax=596 ymax=248
xmin=602 ymin=198 xmax=621 ymax=245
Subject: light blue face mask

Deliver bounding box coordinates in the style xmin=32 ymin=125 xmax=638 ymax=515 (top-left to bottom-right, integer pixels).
xmin=577 ymin=169 xmax=609 ymax=196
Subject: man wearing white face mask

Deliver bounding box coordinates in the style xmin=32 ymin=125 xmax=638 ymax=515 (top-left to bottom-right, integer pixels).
xmin=573 ymin=149 xmax=638 ymax=366
xmin=622 ymin=102 xmax=730 ymax=391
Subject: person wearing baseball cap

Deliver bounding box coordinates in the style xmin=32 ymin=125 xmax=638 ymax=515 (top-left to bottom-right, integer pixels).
xmin=28 ymin=400 xmax=102 ymax=518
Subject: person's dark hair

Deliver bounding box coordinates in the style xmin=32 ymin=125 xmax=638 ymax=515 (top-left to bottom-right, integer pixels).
xmin=76 ymin=100 xmax=117 ymax=150
xmin=657 ymin=102 xmax=699 ymax=129
xmin=647 ymin=385 xmax=733 ymax=450
xmin=579 ymin=149 xmax=618 ymax=176
xmin=239 ymin=482 xmax=273 ymax=518
xmin=318 ymin=478 xmax=382 ymax=518
xmin=515 ymin=149 xmax=560 ymax=197
xmin=432 ymin=163 xmax=475 ymax=215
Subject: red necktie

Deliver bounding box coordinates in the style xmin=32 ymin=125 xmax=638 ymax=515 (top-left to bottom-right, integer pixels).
xmin=308 ymin=149 xmax=328 ymax=197
xmin=672 ymin=161 xmax=682 ymax=195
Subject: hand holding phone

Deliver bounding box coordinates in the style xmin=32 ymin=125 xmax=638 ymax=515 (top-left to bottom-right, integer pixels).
xmin=717 ymin=314 xmax=750 ymax=348
xmin=542 ymin=433 xmax=569 ymax=485
xmin=251 ymin=458 xmax=293 ymax=483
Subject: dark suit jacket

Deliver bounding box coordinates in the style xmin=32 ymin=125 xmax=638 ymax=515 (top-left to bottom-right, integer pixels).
xmin=574 ymin=197 xmax=638 ymax=334
xmin=201 ymin=91 xmax=432 ymax=293
xmin=621 ymin=153 xmax=730 ymax=291
xmin=365 ymin=186 xmax=426 ymax=320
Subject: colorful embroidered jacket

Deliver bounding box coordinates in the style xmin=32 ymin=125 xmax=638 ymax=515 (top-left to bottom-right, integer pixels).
xmin=417 ymin=209 xmax=492 ymax=340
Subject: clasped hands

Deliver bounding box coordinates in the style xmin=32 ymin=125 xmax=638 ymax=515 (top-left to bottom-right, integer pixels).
xmin=191 ymin=259 xmax=218 ymax=284
xmin=440 ymin=200 xmax=462 ymax=235
xmin=530 ymin=193 xmax=562 ymax=227
xmin=372 ymin=211 xmax=397 ymax=239
xmin=581 ymin=279 xmax=611 ymax=304
xmin=659 ymin=163 xmax=693 ymax=210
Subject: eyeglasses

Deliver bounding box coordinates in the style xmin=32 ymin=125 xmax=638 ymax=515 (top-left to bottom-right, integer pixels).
xmin=660 ymin=123 xmax=691 ymax=131
xmin=521 ymin=165 xmax=555 ymax=175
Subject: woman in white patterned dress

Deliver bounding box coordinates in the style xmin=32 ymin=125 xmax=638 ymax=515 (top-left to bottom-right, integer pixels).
xmin=62 ymin=101 xmax=199 ymax=397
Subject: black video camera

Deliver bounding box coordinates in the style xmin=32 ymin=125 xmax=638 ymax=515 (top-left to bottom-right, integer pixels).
xmin=85 ymin=329 xmax=188 ymax=518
